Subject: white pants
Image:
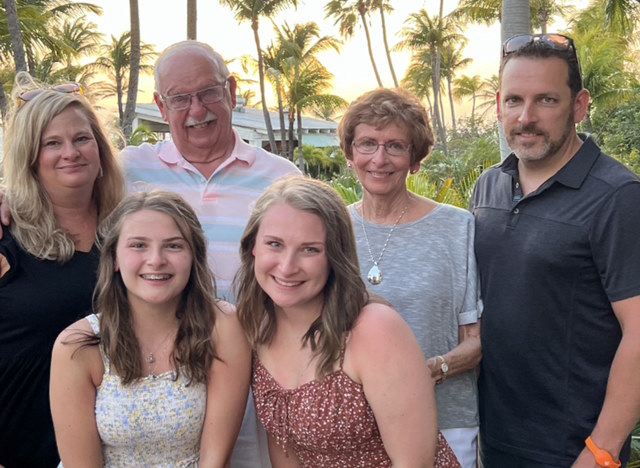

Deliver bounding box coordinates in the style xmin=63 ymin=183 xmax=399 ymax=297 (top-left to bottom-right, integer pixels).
xmin=441 ymin=426 xmax=479 ymax=468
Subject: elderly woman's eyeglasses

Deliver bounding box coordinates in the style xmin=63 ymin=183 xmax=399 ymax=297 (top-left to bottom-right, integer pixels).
xmin=502 ymin=33 xmax=576 ymax=58
xmin=160 ymin=81 xmax=229 ymax=111
xmin=17 ymin=83 xmax=83 ymax=107
xmin=352 ymin=139 xmax=412 ymax=157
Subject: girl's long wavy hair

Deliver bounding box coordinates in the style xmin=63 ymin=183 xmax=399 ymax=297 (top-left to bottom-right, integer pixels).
xmin=234 ymin=176 xmax=369 ymax=378
xmin=2 ymin=73 xmax=124 ymax=261
xmin=95 ymin=190 xmax=218 ymax=384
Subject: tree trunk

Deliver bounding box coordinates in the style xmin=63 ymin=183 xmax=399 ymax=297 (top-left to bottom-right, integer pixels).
xmin=447 ymin=77 xmax=456 ymax=133
xmin=0 ymin=83 xmax=8 ymax=123
xmin=252 ymin=19 xmax=278 ymax=152
xmin=438 ymin=88 xmax=447 ymax=141
xmin=122 ymin=0 xmax=141 ymax=142
xmin=116 ymin=73 xmax=124 ymax=126
xmin=288 ymin=108 xmax=295 ymax=161
xmin=379 ymin=6 xmax=398 ymax=87
xmin=3 ymin=0 xmax=27 ymax=72
xmin=276 ymin=85 xmax=288 ymax=158
xmin=358 ymin=6 xmax=383 ymax=87
xmin=499 ymin=0 xmax=530 ymax=160
xmin=296 ymin=108 xmax=304 ymax=172
xmin=430 ymin=47 xmax=447 ymax=155
xmin=471 ymin=92 xmax=476 ymax=126
xmin=187 ymin=0 xmax=197 ymax=39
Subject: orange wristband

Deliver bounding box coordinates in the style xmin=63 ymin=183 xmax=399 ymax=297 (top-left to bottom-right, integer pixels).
xmin=585 ymin=436 xmax=621 ymax=468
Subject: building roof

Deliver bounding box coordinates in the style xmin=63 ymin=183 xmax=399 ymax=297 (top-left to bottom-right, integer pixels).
xmin=133 ymin=100 xmax=339 ymax=148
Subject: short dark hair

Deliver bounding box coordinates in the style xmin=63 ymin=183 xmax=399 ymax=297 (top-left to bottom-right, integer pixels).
xmin=499 ymin=36 xmax=583 ymax=98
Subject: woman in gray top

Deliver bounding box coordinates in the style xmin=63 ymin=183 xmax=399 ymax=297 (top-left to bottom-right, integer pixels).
xmin=338 ymin=87 xmax=482 ymax=468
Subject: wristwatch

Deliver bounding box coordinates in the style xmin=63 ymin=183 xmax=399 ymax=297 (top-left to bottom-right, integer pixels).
xmin=436 ymin=355 xmax=448 ymax=384
xmin=585 ymin=436 xmax=621 ymax=468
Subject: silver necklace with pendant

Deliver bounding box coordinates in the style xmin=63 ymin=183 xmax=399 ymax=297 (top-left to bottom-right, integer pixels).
xmin=142 ymin=328 xmax=175 ymax=376
xmin=360 ymin=202 xmax=408 ymax=285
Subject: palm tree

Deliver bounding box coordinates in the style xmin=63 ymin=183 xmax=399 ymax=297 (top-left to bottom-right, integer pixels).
xmin=475 ymin=74 xmax=499 ymax=119
xmin=274 ymin=21 xmax=345 ymax=168
xmin=261 ymin=43 xmax=288 ymax=156
xmin=187 ymin=0 xmax=197 ymax=39
xmin=219 ymin=0 xmax=298 ymax=153
xmin=401 ymin=48 xmax=435 ymax=120
xmin=499 ymin=0 xmax=530 ymax=160
xmin=440 ymin=42 xmax=471 ymax=133
xmin=2 ymin=0 xmax=27 ymax=72
xmin=94 ymin=32 xmax=156 ymax=129
xmin=45 ymin=17 xmax=102 ymax=82
xmin=0 ymin=0 xmax=102 ymax=115
xmin=602 ymin=0 xmax=640 ymax=34
xmin=371 ymin=0 xmax=398 ymax=87
xmin=122 ymin=0 xmax=141 ymax=141
xmin=453 ymin=74 xmax=485 ymax=127
xmin=569 ymin=10 xmax=637 ymax=133
xmin=397 ymin=9 xmax=462 ymax=152
xmin=324 ymin=0 xmax=383 ymax=87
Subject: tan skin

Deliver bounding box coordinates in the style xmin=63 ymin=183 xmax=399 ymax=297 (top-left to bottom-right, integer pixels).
xmin=499 ymin=56 xmax=640 ymax=468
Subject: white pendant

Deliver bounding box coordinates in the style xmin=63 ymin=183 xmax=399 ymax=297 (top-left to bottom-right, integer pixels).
xmin=146 ymin=353 xmax=155 ymax=364
xmin=367 ymin=265 xmax=382 ymax=285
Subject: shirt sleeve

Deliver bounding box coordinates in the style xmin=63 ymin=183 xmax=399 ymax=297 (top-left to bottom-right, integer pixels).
xmin=590 ymin=180 xmax=640 ymax=302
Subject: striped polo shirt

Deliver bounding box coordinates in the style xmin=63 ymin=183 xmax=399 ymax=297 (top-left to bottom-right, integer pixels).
xmin=120 ymin=131 xmax=300 ymax=301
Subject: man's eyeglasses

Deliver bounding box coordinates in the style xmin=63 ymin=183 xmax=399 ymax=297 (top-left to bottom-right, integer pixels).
xmin=17 ymin=83 xmax=83 ymax=107
xmin=502 ymin=33 xmax=576 ymax=58
xmin=160 ymin=81 xmax=229 ymax=110
xmin=352 ymin=139 xmax=412 ymax=157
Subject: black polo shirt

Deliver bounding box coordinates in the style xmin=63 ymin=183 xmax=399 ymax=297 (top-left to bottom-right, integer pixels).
xmin=469 ymin=136 xmax=640 ymax=466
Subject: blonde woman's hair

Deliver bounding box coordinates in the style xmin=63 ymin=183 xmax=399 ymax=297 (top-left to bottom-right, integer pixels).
xmin=2 ymin=73 xmax=124 ymax=261
xmin=234 ymin=176 xmax=369 ymax=378
xmin=94 ymin=190 xmax=218 ymax=384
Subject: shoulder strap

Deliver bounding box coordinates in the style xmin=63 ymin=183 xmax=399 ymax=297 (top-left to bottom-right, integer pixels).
xmin=85 ymin=314 xmax=110 ymax=372
xmin=339 ymin=333 xmax=349 ymax=370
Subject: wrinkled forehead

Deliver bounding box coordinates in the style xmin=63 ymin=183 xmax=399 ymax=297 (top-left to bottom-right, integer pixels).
xmin=156 ymin=46 xmax=223 ymax=91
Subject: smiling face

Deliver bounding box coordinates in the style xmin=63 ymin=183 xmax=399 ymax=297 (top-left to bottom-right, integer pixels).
xmin=252 ymin=202 xmax=330 ymax=317
xmin=351 ymin=122 xmax=420 ymax=199
xmin=498 ymin=56 xmax=589 ymax=165
xmin=154 ymin=45 xmax=237 ymax=161
xmin=36 ymin=105 xmax=101 ymax=197
xmin=114 ymin=209 xmax=193 ymax=314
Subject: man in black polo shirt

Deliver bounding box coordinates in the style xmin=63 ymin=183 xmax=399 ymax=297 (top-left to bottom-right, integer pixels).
xmin=470 ymin=33 xmax=640 ymax=467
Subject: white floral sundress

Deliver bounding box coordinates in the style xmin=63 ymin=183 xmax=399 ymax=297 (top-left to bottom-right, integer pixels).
xmin=87 ymin=313 xmax=206 ymax=467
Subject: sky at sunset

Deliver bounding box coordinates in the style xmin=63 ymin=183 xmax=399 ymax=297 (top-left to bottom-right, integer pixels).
xmin=85 ymin=1 xmax=587 ymax=120
xmin=87 ymin=0 xmax=502 ymax=119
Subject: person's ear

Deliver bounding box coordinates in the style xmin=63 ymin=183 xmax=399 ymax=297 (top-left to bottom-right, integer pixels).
xmin=154 ymin=92 xmax=168 ymax=122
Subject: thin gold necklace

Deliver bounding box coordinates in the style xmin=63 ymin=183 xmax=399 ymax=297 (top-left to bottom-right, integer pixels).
xmin=360 ymin=202 xmax=408 ymax=285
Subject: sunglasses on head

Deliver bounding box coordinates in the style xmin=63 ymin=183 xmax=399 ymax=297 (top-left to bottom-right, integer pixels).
xmin=502 ymin=33 xmax=576 ymax=57
xmin=17 ymin=82 xmax=83 ymax=108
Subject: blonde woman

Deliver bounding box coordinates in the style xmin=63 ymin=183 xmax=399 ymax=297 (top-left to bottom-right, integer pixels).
xmin=0 ymin=74 xmax=123 ymax=467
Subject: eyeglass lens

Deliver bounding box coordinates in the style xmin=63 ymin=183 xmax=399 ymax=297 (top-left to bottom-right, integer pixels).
xmin=165 ymin=83 xmax=227 ymax=109
xmin=354 ymin=140 xmax=410 ymax=156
